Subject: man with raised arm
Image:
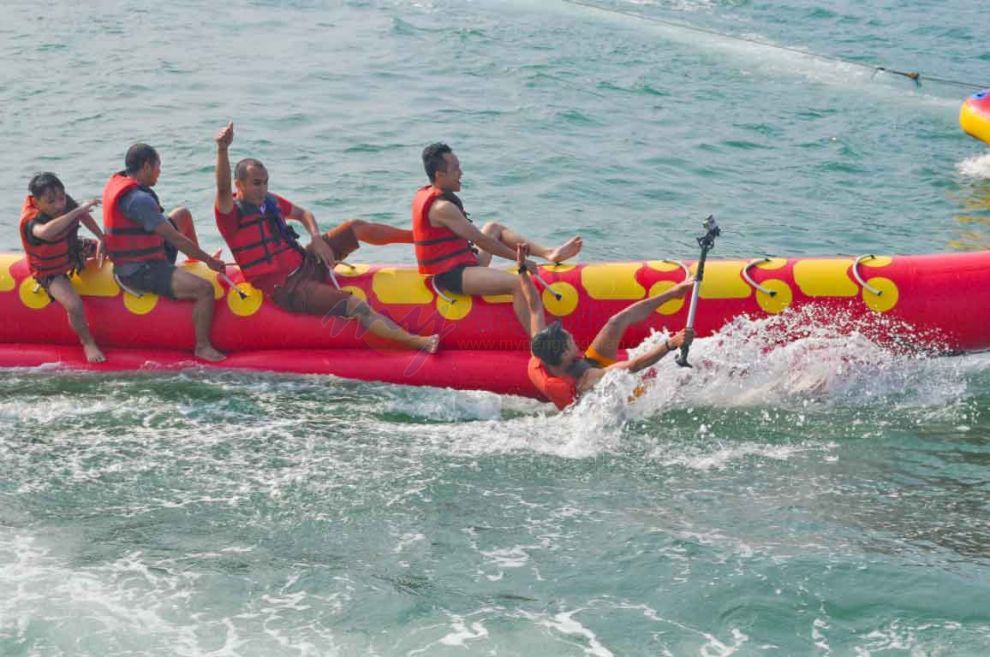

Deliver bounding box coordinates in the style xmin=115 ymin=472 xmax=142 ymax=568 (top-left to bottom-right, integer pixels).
xmin=213 ymin=122 xmax=438 ymax=352
xmin=20 ymin=172 xmax=106 ymax=362
xmin=103 ymin=143 xmax=226 ymax=361
xmin=412 ymin=143 xmax=582 ymax=333
xmin=518 ymin=254 xmax=695 ymax=410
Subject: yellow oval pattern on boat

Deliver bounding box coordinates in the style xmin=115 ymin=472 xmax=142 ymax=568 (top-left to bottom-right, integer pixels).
xmin=793 ymin=259 xmax=858 ymax=297
xmin=70 ymin=264 xmax=119 ymax=297
xmin=342 ymin=285 xmax=366 ymax=302
xmin=372 ymin=269 xmax=433 ymax=305
xmin=123 ymin=289 xmax=158 ymax=315
xmin=863 ymin=278 xmax=899 ymax=313
xmin=647 ymin=281 xmax=687 ymax=315
xmin=335 ymin=263 xmax=371 ymax=278
xmin=756 ymin=279 xmax=793 ymax=314
xmin=695 ymin=260 xmax=751 ymax=299
xmin=227 ymin=283 xmax=263 ymax=317
xmin=581 ymin=263 xmax=645 ymax=300
xmin=482 ymin=292 xmax=514 ymax=304
xmin=544 ymin=282 xmax=579 ymax=317
xmin=437 ymin=292 xmax=472 ymax=320
xmin=18 ymin=277 xmax=51 ymax=310
xmin=0 ymin=255 xmax=19 ymax=292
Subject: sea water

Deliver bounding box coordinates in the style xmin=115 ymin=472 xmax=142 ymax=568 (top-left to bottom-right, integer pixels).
xmin=2 ymin=1 xmax=990 ymax=654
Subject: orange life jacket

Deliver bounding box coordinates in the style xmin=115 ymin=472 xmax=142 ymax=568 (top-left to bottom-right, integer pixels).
xmin=18 ymin=196 xmax=82 ymax=279
xmin=218 ymin=194 xmax=305 ymax=286
xmin=102 ymin=172 xmax=167 ymax=265
xmin=411 ymin=185 xmax=479 ymax=275
xmin=527 ymin=356 xmax=578 ymax=410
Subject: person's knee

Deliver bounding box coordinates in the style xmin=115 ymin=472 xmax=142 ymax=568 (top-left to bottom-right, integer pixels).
xmin=192 ymin=278 xmax=214 ymax=300
xmin=337 ymin=219 xmax=364 ymax=232
xmin=481 ymin=221 xmax=503 ymax=237
xmin=170 ymin=207 xmax=193 ymax=226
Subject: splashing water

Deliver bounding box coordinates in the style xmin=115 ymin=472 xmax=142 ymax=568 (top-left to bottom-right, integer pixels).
xmin=957 ymin=152 xmax=990 ymax=179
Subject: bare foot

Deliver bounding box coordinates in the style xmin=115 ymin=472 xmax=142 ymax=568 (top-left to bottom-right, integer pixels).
xmin=83 ymin=342 xmax=106 ymax=363
xmin=545 ymin=236 xmax=583 ymax=263
xmin=195 ymin=345 xmax=227 ymax=362
xmin=417 ymin=334 xmax=440 ymax=354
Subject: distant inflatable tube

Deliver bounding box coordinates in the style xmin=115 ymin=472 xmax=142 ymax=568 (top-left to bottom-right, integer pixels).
xmin=960 ymin=89 xmax=990 ymax=146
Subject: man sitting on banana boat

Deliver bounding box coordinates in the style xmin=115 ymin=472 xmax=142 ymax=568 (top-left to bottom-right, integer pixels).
xmin=213 ymin=122 xmax=439 ymax=352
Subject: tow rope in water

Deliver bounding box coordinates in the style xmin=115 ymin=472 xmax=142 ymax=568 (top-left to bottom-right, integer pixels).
xmin=563 ymin=0 xmax=990 ymax=91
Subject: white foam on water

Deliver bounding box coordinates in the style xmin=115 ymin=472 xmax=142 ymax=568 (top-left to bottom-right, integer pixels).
xmin=650 ymin=440 xmax=832 ymax=471
xmin=956 ymin=152 xmax=990 ymax=178
xmin=377 ymin=307 xmax=984 ymax=463
xmin=0 ymin=528 xmax=343 ymax=656
xmin=437 ymin=616 xmax=490 ymax=646
xmin=539 ymin=609 xmax=615 ymax=657
xmin=609 ymin=307 xmax=974 ymax=416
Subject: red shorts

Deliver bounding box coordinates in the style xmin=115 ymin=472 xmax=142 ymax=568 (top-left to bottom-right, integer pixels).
xmin=270 ymin=223 xmax=360 ymax=317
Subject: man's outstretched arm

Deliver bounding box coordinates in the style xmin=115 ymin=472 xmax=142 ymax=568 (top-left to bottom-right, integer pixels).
xmin=515 ymin=243 xmax=546 ymax=337
xmin=607 ymin=328 xmax=694 ymax=374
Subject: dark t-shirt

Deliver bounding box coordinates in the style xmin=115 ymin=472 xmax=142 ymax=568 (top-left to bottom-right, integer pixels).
xmin=116 ymin=188 xmax=169 ymax=276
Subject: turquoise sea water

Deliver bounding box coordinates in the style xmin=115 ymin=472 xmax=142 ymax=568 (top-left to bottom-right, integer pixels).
xmin=3 ymin=1 xmax=990 ymax=654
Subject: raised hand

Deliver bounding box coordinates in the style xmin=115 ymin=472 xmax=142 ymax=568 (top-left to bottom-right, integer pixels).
xmin=216 ymin=121 xmax=234 ymax=148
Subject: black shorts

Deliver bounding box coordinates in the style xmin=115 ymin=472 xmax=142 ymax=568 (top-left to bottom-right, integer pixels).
xmin=117 ymin=261 xmax=177 ymax=299
xmin=432 ymin=264 xmax=470 ymax=295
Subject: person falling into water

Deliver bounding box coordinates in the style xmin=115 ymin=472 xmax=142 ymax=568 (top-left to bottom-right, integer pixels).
xmin=19 ymin=172 xmax=107 ymax=363
xmin=102 ymin=143 xmax=227 ymax=361
xmin=213 ymin=122 xmax=439 ymax=352
xmin=519 ymin=253 xmax=696 ymax=410
xmin=412 ymin=143 xmax=583 ymax=335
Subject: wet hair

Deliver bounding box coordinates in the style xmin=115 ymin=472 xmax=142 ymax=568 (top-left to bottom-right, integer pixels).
xmin=234 ymin=158 xmax=266 ymax=182
xmin=422 ymin=142 xmax=452 ymax=182
xmin=530 ymin=321 xmax=570 ymax=366
xmin=28 ymin=172 xmax=65 ymax=199
xmin=125 ymin=143 xmax=159 ymax=174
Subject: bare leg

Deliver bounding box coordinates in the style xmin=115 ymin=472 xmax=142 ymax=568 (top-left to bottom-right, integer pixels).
xmin=48 ymin=276 xmax=105 ymax=363
xmin=170 ymin=268 xmax=225 ymax=361
xmin=345 ymin=297 xmax=439 ymax=352
xmin=460 ymin=266 xmax=530 ymax=331
xmin=346 ymin=219 xmax=414 ymax=245
xmin=588 ymin=293 xmax=679 ymax=361
xmin=168 ymin=207 xmax=199 ymax=245
xmin=478 ymin=221 xmax=583 ymax=265
xmin=168 ymin=207 xmax=221 ymax=261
